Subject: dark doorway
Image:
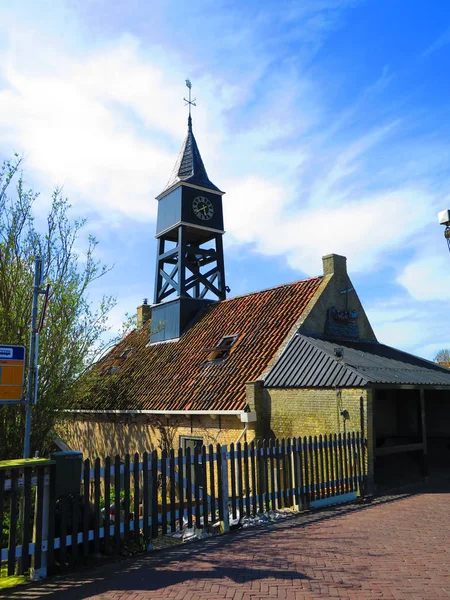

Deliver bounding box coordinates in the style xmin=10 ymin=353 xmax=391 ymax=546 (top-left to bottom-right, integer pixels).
xmin=425 ymin=389 xmax=450 ymax=476
xmin=373 ymin=389 xmax=424 ymax=487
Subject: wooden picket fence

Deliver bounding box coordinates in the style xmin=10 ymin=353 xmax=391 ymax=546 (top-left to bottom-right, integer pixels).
xmin=1 ymin=432 xmax=367 ymax=581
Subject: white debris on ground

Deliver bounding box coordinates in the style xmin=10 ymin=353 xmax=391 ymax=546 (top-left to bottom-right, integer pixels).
xmin=163 ymin=506 xmax=300 ymax=546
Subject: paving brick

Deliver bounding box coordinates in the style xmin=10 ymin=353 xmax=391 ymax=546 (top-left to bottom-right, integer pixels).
xmin=4 ymin=483 xmax=450 ymax=599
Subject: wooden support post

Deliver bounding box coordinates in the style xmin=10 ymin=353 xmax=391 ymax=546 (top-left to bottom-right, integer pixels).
xmin=178 ymin=226 xmax=186 ymax=296
xmin=215 ymin=234 xmax=227 ymax=300
xmin=420 ymin=388 xmax=428 ymax=478
xmin=363 ymin=391 xmax=375 ymax=496
xmin=154 ymin=237 xmax=164 ymax=303
xmin=220 ymin=445 xmax=229 ymax=533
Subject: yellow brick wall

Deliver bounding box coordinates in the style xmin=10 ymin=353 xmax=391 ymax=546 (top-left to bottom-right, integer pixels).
xmin=59 ymin=388 xmax=374 ymax=490
xmin=264 ymin=387 xmax=367 ymax=438
xmin=253 ymin=385 xmax=374 ymax=489
xmin=58 ymin=414 xmax=255 ymax=461
xmin=58 ymin=388 xmax=375 ymax=493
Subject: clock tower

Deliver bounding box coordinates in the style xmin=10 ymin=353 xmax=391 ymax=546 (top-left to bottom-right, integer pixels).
xmin=150 ymin=96 xmax=227 ymax=343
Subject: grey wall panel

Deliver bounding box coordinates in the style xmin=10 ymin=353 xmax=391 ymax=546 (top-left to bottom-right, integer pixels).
xmin=156 ymin=187 xmax=182 ymax=236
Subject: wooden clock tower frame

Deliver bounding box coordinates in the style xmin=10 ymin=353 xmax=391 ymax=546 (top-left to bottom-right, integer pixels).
xmin=151 ymin=114 xmax=227 ymax=342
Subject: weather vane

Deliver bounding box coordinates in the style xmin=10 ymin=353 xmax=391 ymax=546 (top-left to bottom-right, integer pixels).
xmin=184 ymin=79 xmax=196 ymax=117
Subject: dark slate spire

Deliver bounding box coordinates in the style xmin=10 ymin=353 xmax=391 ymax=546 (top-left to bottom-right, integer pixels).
xmin=160 ymin=116 xmax=223 ymax=196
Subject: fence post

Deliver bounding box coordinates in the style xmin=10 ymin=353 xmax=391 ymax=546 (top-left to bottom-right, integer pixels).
xmin=31 ymin=465 xmax=51 ymax=581
xmin=219 ymin=445 xmax=229 ymax=533
xmin=293 ymin=438 xmax=302 ymax=512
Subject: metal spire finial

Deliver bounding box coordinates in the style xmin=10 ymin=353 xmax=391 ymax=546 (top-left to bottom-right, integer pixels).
xmin=184 ymin=79 xmax=196 ymax=127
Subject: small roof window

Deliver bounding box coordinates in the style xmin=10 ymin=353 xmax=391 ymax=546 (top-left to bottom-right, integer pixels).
xmin=120 ymin=347 xmax=133 ymax=359
xmin=203 ymin=335 xmax=239 ymax=362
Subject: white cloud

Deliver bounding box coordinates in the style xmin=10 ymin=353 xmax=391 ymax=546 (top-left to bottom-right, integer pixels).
xmin=366 ymin=307 xmax=419 ymax=325
xmin=1 ymin=6 xmax=438 ymax=283
xmin=422 ymin=26 xmax=450 ymax=59
xmin=420 ymin=342 xmax=450 ymax=359
xmin=0 ymin=35 xmax=190 ymax=220
xmin=307 ymin=122 xmax=399 ymax=207
xmin=365 ymin=294 xmax=450 ymax=359
xmin=225 ymin=177 xmax=435 ymax=275
xmin=398 ymin=254 xmax=450 ymax=301
xmin=1 ymin=0 xmax=450 ymax=362
xmin=374 ymin=320 xmax=427 ymax=351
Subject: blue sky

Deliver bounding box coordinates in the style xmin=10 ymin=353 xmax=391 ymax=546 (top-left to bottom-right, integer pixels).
xmin=1 ymin=0 xmax=450 ymax=358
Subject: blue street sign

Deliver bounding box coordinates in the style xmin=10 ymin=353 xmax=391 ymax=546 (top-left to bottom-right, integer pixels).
xmin=0 ymin=346 xmax=25 ymax=361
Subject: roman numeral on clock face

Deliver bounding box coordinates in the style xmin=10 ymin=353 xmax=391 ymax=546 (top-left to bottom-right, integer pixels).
xmin=193 ymin=196 xmax=214 ymax=220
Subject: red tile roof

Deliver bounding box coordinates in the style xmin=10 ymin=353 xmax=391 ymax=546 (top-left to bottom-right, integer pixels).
xmin=73 ymin=276 xmax=323 ymax=412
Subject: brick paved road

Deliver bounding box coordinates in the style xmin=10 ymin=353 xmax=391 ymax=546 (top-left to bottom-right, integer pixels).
xmin=4 ymin=484 xmax=450 ymax=600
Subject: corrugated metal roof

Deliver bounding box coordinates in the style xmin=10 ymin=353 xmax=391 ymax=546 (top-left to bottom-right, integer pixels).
xmin=265 ymin=334 xmax=450 ymax=388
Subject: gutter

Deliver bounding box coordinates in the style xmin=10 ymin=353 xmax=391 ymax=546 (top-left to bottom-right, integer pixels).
xmin=235 ymin=423 xmax=248 ymax=445
xmin=65 ymin=408 xmax=257 ymax=423
xmin=64 ymin=409 xmax=243 ymax=416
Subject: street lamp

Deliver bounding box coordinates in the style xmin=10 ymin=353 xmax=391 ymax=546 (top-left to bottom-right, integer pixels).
xmin=438 ymin=209 xmax=450 ymax=253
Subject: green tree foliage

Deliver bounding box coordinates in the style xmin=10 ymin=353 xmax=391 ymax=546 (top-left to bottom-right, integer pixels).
xmin=0 ymin=155 xmax=116 ymax=459
xmin=434 ymin=349 xmax=450 ymax=364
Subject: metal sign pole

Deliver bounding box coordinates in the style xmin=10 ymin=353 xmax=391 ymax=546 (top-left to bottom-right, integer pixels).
xmin=23 ymin=256 xmax=42 ymax=459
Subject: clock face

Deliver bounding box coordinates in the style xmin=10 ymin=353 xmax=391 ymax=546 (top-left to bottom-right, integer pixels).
xmin=192 ymin=196 xmax=214 ymax=221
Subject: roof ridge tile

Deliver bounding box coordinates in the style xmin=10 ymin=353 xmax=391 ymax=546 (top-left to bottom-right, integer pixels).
xmin=220 ymin=276 xmax=323 ymax=303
